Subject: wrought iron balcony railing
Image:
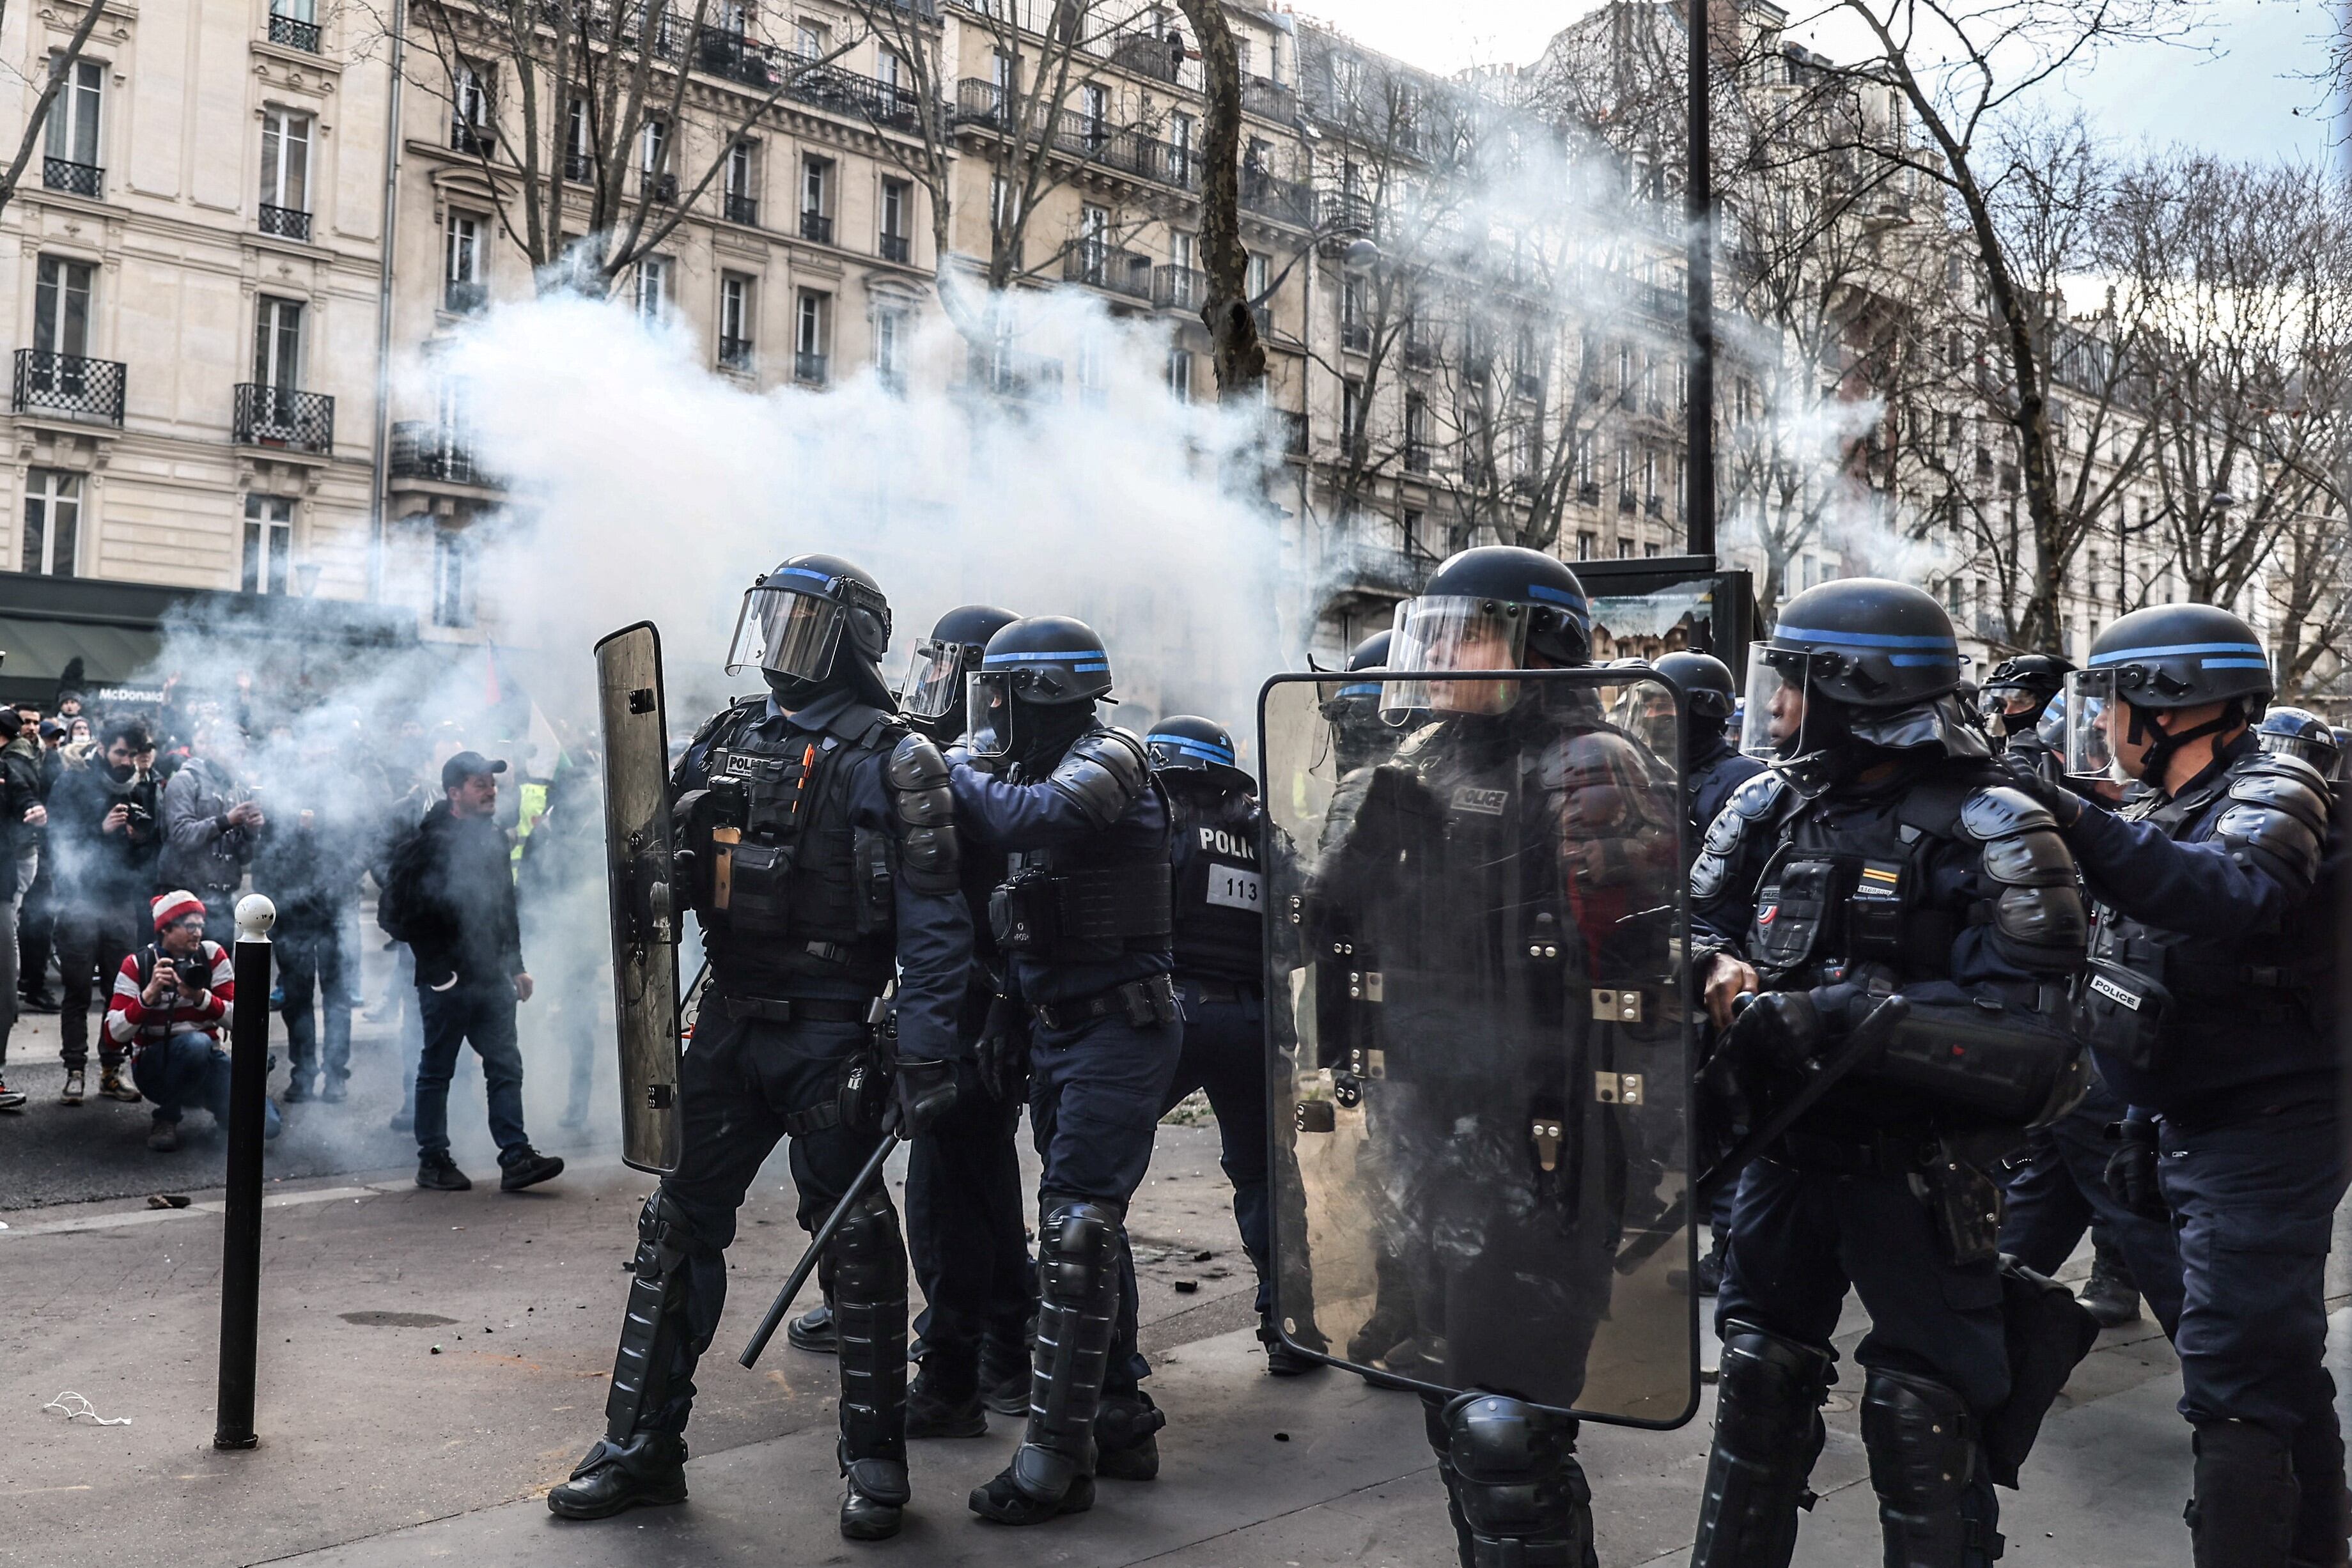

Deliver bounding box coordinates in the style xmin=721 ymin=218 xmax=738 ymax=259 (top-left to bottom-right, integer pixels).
xmin=564 ymin=150 xmax=595 ymax=182
xmin=268 ymin=12 xmax=322 ymax=51
xmin=258 ymin=204 xmax=311 ymax=241
xmin=42 ymin=158 xmax=102 ymax=198
xmin=724 ymin=192 xmax=758 ymax=225
xmin=389 ymin=421 xmax=487 ymax=485
xmin=1341 ymin=321 xmax=1371 ymax=354
xmin=233 ymin=383 xmax=334 ymax=454
xmin=800 ymin=210 xmax=833 ymax=244
xmin=879 ymin=231 xmax=910 ymax=263
xmin=1064 ymin=245 xmax=1153 ymax=300
xmin=13 ymin=349 xmax=125 ymax=426
xmin=795 ymin=350 xmax=829 ymax=385
xmin=1240 ymin=167 xmax=1314 ymax=226
xmin=1153 ymin=264 xmax=1203 ymax=313
xmin=444 ymin=278 xmax=488 ymax=314
xmin=719 ymin=335 xmax=754 ymax=371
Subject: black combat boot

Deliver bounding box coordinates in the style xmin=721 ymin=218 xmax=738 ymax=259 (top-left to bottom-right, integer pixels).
xmin=2080 ymin=1234 xmax=2142 ymax=1328
xmin=546 ymin=1432 xmax=689 ymax=1519
xmin=971 ymin=1199 xmax=1122 ymax=1525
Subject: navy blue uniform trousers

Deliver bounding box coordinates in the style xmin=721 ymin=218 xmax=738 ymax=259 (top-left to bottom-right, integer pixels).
xmin=1998 ymin=1078 xmax=2185 ymax=1335
xmin=1028 ymin=1009 xmax=1181 ymax=1396
xmin=1158 ymin=984 xmax=1272 ymax=1314
xmin=907 ymin=1058 xmax=1036 ymax=1358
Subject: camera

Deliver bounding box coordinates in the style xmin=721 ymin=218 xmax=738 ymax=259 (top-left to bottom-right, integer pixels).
xmin=123 ymin=803 xmax=153 ymax=829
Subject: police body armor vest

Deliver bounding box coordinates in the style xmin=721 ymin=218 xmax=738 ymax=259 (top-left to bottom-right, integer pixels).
xmin=1348 ymin=717 xmax=1578 ymax=1087
xmin=1722 ymin=765 xmax=2088 ymax=1131
xmin=695 ymin=702 xmax=898 ymax=993
xmin=1166 ymin=791 xmax=1265 ymax=986
xmin=990 ymin=729 xmax=1174 ymax=966
xmin=2078 ymin=747 xmax=2335 ymax=1088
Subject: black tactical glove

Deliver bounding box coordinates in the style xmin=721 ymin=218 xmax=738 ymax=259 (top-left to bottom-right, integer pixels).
xmin=2103 ymin=1117 xmax=2167 ymax=1218
xmin=2001 ymin=761 xmax=2085 ymax=828
xmin=974 ymin=994 xmax=1031 ymax=1104
xmin=886 ymin=1057 xmax=958 ymax=1138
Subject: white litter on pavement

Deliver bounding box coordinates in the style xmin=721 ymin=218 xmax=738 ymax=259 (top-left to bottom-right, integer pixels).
xmin=42 ymin=1391 xmax=132 ymax=1426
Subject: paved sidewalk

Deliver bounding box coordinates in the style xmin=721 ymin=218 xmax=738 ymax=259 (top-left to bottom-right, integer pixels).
xmin=5 ymin=1133 xmax=2347 ymax=1567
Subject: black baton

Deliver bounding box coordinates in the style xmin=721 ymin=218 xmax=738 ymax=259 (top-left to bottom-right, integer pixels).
xmin=738 ymin=1133 xmax=901 ymax=1369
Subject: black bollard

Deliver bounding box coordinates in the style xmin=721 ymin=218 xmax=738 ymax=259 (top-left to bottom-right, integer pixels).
xmin=214 ymin=894 xmax=276 ymax=1451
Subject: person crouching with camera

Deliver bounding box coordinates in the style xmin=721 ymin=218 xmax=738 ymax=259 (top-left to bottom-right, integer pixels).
xmin=109 ymin=890 xmax=281 ymax=1153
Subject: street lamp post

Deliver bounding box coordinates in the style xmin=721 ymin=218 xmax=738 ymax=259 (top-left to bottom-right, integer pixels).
xmin=1685 ymin=0 xmax=1717 ymax=565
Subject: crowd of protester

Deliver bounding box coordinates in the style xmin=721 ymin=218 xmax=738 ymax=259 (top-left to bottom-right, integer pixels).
xmin=0 ymin=685 xmax=596 ymax=1184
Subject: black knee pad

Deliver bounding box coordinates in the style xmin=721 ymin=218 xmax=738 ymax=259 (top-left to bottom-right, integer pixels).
xmin=1038 ymin=1197 xmax=1123 ymax=1303
xmin=1436 ymin=1393 xmax=1595 ymax=1567
xmin=2190 ymin=1418 xmax=2298 ymax=1564
xmin=828 ymin=1186 xmax=909 ymax=1463
xmin=1860 ymin=1368 xmax=1976 ymax=1514
xmin=1715 ymin=1321 xmax=1834 ymax=1466
xmin=829 ymin=1184 xmax=903 ymax=1273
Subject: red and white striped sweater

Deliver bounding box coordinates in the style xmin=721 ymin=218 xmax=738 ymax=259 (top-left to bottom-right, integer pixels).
xmin=105 ymin=942 xmax=235 ymax=1054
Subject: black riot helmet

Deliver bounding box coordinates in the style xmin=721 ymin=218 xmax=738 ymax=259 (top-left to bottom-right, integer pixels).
xmin=1738 ymin=579 xmax=1981 ymax=789
xmin=724 ymin=553 xmax=894 ymax=706
xmin=2254 ymin=705 xmax=2339 ymax=776
xmin=1654 ymin=651 xmax=1736 ymax=725
xmin=966 ymin=614 xmax=1114 ymax=761
xmin=1980 ymin=652 xmax=2074 ymax=736
xmin=899 ymin=603 xmax=1018 ymax=740
xmin=1146 ymin=715 xmax=1254 ymax=796
xmin=1321 ymin=630 xmax=1405 ymax=774
xmin=1384 ymin=547 xmax=1591 ymax=719
xmin=2061 ymin=603 xmax=2271 ymax=781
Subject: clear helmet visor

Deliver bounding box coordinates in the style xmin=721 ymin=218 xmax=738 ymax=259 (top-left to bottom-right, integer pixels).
xmin=1380 ymin=596 xmax=1532 ymax=720
xmin=2061 ymin=669 xmax=2122 ymax=779
xmin=1738 ymin=644 xmax=1809 ymax=759
xmin=965 ymin=671 xmax=1015 ymax=758
xmin=898 ymin=640 xmax=965 ymax=721
xmin=725 ymin=586 xmax=845 ymax=681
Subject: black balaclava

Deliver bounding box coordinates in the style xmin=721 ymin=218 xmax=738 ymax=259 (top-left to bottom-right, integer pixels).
xmin=1012 ymin=697 xmax=1099 ymax=775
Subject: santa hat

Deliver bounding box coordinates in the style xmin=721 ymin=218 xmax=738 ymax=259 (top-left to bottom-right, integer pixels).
xmin=152 ymin=890 xmax=206 ymax=933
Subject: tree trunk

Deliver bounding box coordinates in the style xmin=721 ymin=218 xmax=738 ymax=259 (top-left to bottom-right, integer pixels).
xmin=1173 ymin=0 xmax=1264 ymax=400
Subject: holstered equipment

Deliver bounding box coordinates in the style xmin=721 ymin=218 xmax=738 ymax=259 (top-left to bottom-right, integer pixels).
xmin=992 ymin=864 xmax=1174 ymax=962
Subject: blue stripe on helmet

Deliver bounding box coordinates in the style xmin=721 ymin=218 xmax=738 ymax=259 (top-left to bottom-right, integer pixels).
xmin=1149 ymin=735 xmax=1237 ymax=766
xmin=1775 ymin=624 xmax=1958 ymax=651
xmin=1526 ymin=583 xmax=1589 ymax=613
xmin=983 ymin=650 xmax=1107 ymax=666
xmin=2200 ymin=658 xmax=2271 ymax=669
xmin=772 ymin=566 xmax=836 ymax=587
xmin=2088 ymin=641 xmax=2266 ymax=667
xmin=1889 ymin=654 xmax=1958 ymax=667
xmin=1336 ymin=681 xmax=1381 ymax=697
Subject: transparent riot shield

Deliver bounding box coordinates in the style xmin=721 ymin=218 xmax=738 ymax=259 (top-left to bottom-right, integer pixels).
xmin=595 ymin=622 xmax=683 ymax=1174
xmin=1263 ymin=667 xmax=1698 ymax=1427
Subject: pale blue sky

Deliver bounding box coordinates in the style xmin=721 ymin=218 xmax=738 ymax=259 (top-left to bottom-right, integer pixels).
xmin=1311 ymin=0 xmax=2340 ymax=165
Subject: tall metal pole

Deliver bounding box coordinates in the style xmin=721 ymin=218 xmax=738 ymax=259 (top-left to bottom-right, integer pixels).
xmin=1685 ymin=0 xmax=1718 ymax=564
xmin=214 ymin=894 xmax=276 ymax=1451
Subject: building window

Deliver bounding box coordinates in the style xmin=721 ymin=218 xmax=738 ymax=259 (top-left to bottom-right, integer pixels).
xmin=724 ymin=140 xmax=758 ymax=224
xmin=875 ymin=307 xmax=907 ymax=394
xmin=635 ymin=256 xmax=670 ymax=320
xmin=1169 ymin=111 xmax=1195 ymax=183
xmin=1165 ymin=349 xmax=1192 ymax=403
xmin=253 ymin=296 xmax=304 ymax=391
xmin=795 ymin=291 xmax=828 ymax=384
xmin=44 ymin=55 xmax=102 ymax=190
xmin=797 ymin=19 xmax=829 ymax=58
xmin=880 ymin=178 xmax=911 ymax=262
xmin=800 ymin=155 xmax=832 ymax=244
xmin=1617 ymin=537 xmax=1635 ymax=559
xmin=640 ymin=118 xmax=673 ymax=201
xmin=21 ymin=469 xmax=81 ymax=577
xmin=564 ymin=98 xmax=593 ymax=182
xmin=433 ymin=525 xmax=473 ymax=628
xmin=1341 ymin=377 xmax=1364 ymax=449
xmin=242 ymin=495 xmax=293 ymax=595
xmin=1079 ymin=82 xmax=1108 ymax=144
xmin=1576 ymin=531 xmax=1596 ymax=560
xmin=444 ymin=212 xmax=485 ymax=312
xmin=876 ymin=49 xmax=906 ymax=114
xmin=1076 ymin=338 xmax=1106 ymax=407
xmin=451 ymin=61 xmax=491 ymax=151
xmin=33 ymin=254 xmax=93 ymax=358
xmin=719 ymin=274 xmax=754 ymax=369
xmin=260 ymin=107 xmax=312 ymax=232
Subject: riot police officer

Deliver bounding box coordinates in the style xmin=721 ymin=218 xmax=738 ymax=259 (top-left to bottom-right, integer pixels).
xmin=2255 ymin=704 xmax=2342 ymax=778
xmin=893 ymin=604 xmax=1040 ymax=1431
xmin=1981 ymin=653 xmax=2075 ymax=790
xmin=1690 ymin=579 xmax=2093 ymax=1567
xmin=1305 ymin=547 xmax=1681 ymax=1566
xmin=548 ymin=555 xmax=971 ymax=1542
xmin=2041 ymin=605 xmax=2346 ymax=1568
xmin=1142 ymin=715 xmax=1318 ymax=1377
xmin=948 ymin=615 xmax=1184 ymax=1526
xmin=1653 ymin=650 xmax=1764 ymax=1296
xmin=1319 ymin=630 xmax=1405 ymax=779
